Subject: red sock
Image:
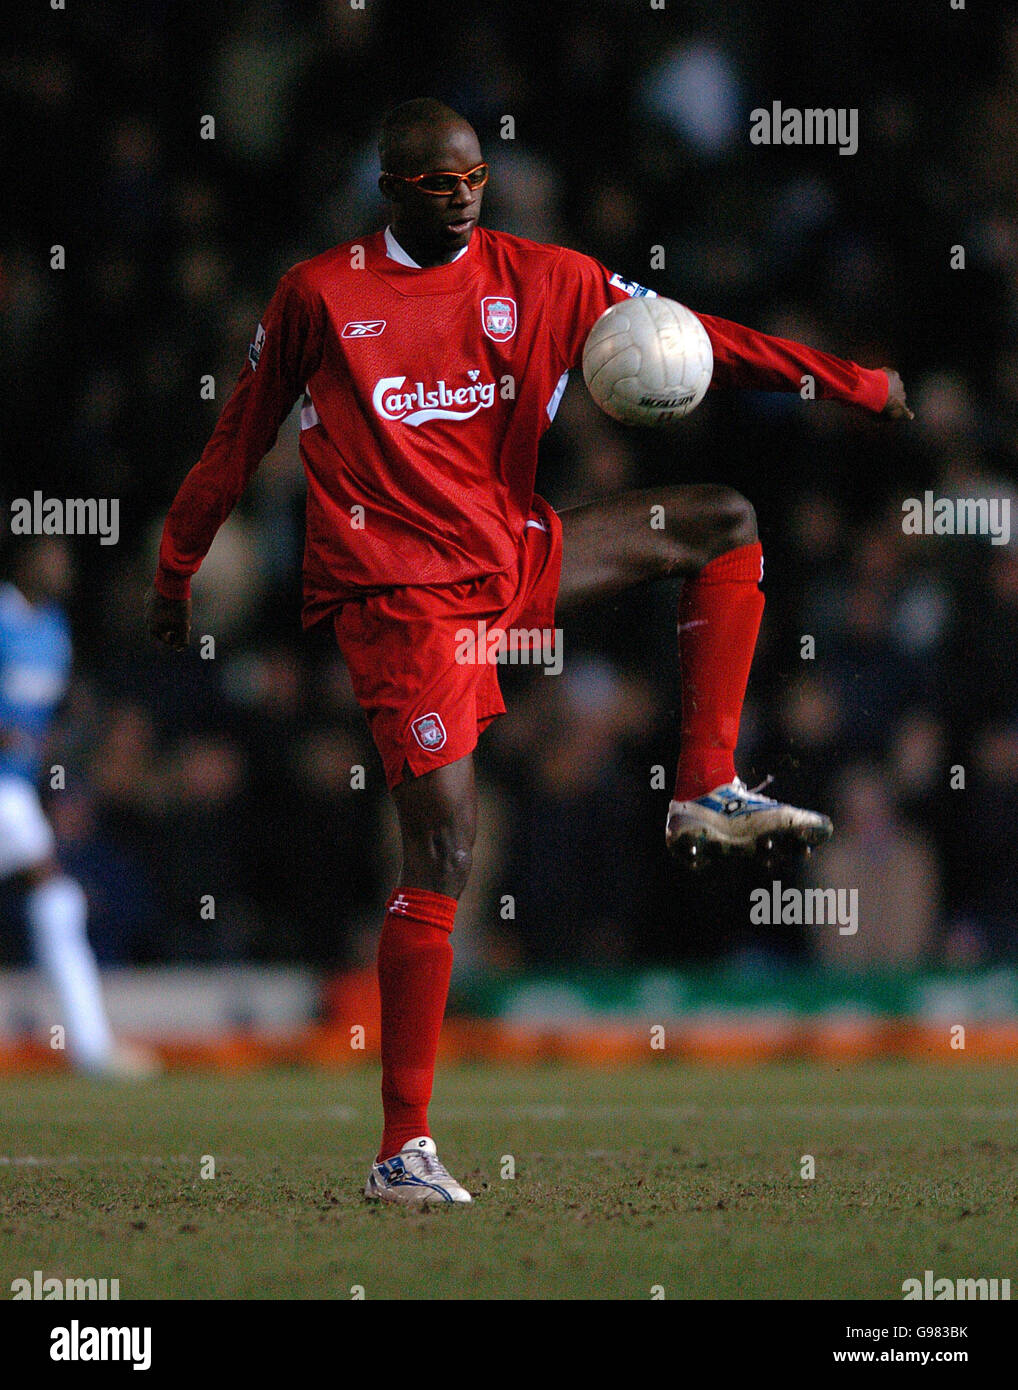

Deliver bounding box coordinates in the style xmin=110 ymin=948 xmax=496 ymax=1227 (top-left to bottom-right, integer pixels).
xmin=673 ymin=541 xmax=764 ymax=802
xmin=377 ymin=886 xmax=457 ymax=1162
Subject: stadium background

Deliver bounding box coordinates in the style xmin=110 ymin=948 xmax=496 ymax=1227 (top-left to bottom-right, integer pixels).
xmin=3 ymin=0 xmax=1018 ymax=1056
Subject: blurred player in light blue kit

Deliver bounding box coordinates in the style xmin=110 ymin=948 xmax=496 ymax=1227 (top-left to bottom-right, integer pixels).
xmin=1 ymin=536 xmax=153 ymax=1077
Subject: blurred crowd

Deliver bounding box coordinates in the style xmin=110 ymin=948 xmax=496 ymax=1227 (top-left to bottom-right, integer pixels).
xmin=2 ymin=0 xmax=1018 ymax=972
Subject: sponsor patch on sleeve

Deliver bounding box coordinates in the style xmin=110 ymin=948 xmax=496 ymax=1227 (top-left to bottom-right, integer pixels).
xmin=608 ymin=272 xmax=657 ymax=299
xmin=248 ymin=322 xmax=266 ymax=370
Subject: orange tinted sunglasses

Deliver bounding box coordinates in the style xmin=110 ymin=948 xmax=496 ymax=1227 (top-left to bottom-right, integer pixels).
xmin=383 ymin=163 xmax=489 ymax=196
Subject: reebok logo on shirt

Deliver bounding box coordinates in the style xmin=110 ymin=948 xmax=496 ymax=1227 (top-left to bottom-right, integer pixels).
xmin=342 ymin=320 xmax=387 ymax=337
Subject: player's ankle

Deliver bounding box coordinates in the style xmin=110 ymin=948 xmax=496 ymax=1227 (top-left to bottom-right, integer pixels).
xmin=378 ymin=1129 xmax=431 ymax=1163
xmin=673 ymin=765 xmax=735 ymax=802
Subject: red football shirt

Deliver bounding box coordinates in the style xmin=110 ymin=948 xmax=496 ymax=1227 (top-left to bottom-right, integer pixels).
xmin=155 ymin=226 xmax=889 ymax=625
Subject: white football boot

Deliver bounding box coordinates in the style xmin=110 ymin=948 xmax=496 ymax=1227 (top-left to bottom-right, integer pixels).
xmin=364 ymin=1136 xmax=472 ymax=1206
xmin=666 ymin=776 xmax=833 ymax=867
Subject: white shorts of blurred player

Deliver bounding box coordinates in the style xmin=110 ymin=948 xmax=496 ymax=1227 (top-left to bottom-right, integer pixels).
xmin=0 ymin=773 xmax=120 ymax=1071
xmin=0 ymin=774 xmax=56 ymax=879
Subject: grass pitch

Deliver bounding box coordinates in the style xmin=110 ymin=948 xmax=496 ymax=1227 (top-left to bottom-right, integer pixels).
xmin=1 ymin=1061 xmax=1016 ymax=1300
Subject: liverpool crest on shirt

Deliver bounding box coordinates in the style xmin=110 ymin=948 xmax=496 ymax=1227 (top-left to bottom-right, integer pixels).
xmin=481 ymin=296 xmax=517 ymax=342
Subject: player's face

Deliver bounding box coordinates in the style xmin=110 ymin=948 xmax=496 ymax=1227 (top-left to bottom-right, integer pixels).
xmin=382 ymin=123 xmax=485 ymax=265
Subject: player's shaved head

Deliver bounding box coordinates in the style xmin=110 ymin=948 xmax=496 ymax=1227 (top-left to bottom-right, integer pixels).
xmin=378 ymin=98 xmax=478 ymax=175
xmin=377 ymin=98 xmax=485 ymax=268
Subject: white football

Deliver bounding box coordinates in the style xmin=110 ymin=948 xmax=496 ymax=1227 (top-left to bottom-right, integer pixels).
xmin=582 ymin=296 xmax=714 ymax=426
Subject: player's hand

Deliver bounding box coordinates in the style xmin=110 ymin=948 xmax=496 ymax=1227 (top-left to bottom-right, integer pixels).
xmin=879 ymin=368 xmax=914 ymax=421
xmin=146 ymin=588 xmax=191 ymax=650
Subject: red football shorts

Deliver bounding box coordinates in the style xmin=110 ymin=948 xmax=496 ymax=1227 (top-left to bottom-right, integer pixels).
xmin=333 ymin=495 xmax=563 ymax=789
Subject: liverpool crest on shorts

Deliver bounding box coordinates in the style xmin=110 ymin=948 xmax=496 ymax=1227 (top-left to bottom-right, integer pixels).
xmin=411 ymin=713 xmax=447 ymax=751
xmin=481 ymin=296 xmax=517 ymax=342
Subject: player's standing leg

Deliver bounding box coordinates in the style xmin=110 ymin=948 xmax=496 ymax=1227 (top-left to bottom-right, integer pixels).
xmin=364 ymin=755 xmax=475 ymax=1204
xmin=557 ymin=484 xmax=832 ymax=865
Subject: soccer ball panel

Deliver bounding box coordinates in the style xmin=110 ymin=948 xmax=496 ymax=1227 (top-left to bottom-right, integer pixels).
xmin=581 ymin=296 xmax=714 ymax=426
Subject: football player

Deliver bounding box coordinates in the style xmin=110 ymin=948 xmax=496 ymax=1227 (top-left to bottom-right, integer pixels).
xmin=148 ymin=99 xmax=911 ymax=1202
